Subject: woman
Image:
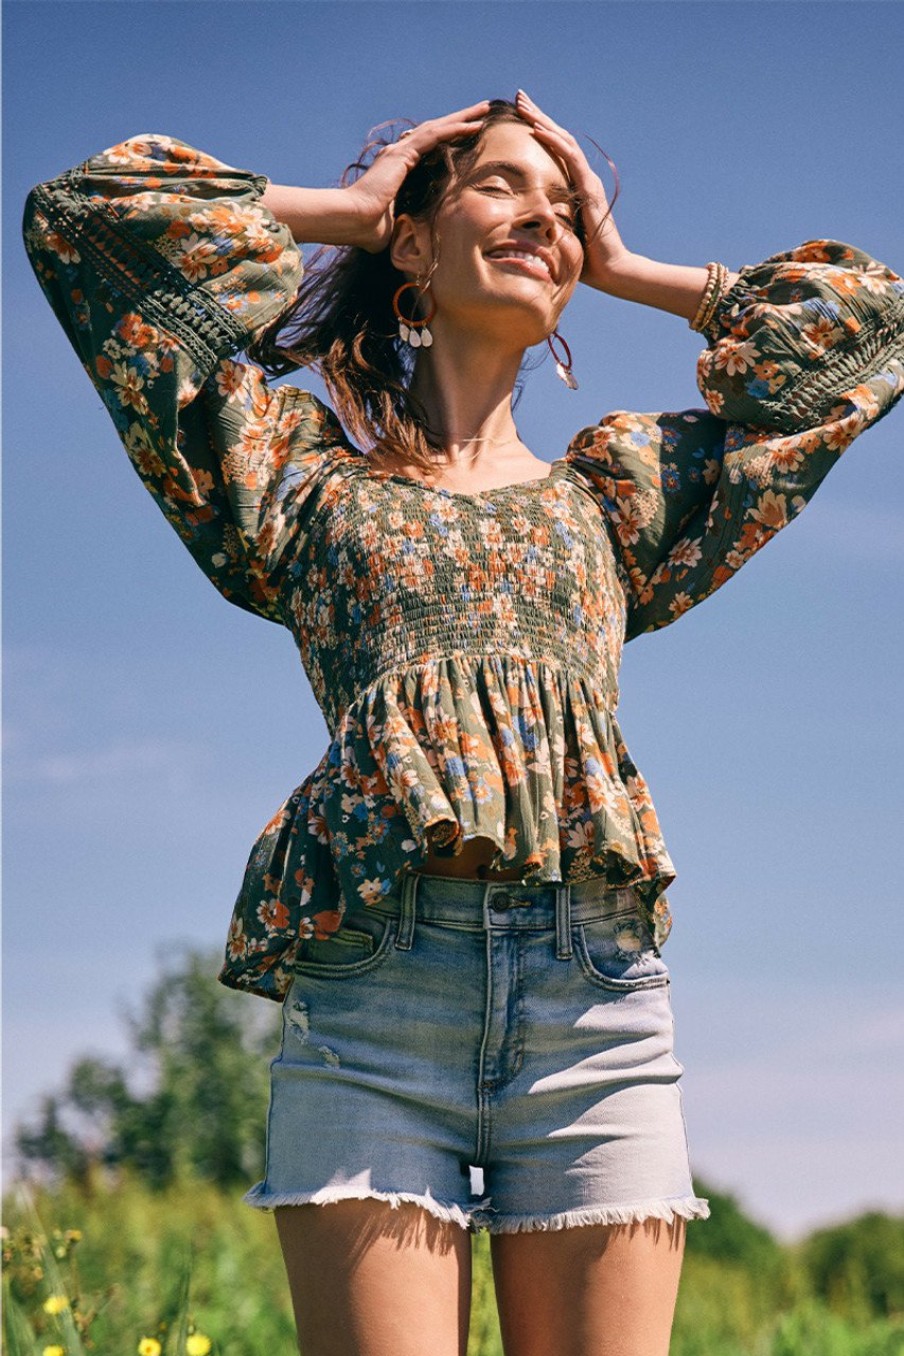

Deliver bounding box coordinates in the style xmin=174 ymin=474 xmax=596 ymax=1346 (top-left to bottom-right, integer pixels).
xmin=23 ymin=94 xmax=903 ymax=1356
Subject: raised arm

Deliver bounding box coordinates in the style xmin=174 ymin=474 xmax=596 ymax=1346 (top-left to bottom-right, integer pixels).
xmin=22 ymin=133 xmax=347 ymax=623
xmin=565 ymin=239 xmax=904 ymax=639
xmin=260 ymin=100 xmax=492 ymax=248
xmin=514 ymin=89 xmax=742 ymax=322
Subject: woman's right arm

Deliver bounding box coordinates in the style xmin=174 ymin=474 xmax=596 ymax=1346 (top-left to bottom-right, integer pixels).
xmin=259 ymin=183 xmax=374 ymax=247
xmin=261 ymin=100 xmax=491 ymax=251
xmin=22 ymin=132 xmax=348 ymax=623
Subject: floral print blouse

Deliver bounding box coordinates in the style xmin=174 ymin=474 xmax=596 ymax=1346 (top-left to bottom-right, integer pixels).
xmin=22 ymin=135 xmax=904 ymax=1002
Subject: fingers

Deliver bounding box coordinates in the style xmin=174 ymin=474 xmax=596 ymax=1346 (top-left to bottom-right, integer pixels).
xmin=400 ymin=100 xmax=491 ymax=147
xmin=515 ymin=89 xmax=599 ymax=193
xmin=515 ymin=89 xmax=578 ymax=150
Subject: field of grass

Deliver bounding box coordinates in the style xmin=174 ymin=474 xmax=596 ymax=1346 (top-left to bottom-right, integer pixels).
xmin=3 ymin=1175 xmax=904 ymax=1355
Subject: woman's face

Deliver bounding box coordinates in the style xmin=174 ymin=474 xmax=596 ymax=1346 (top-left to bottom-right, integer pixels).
xmin=398 ymin=120 xmax=585 ymax=350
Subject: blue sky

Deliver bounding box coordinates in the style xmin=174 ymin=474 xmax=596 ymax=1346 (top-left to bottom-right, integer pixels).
xmin=4 ymin=1 xmax=903 ymax=1240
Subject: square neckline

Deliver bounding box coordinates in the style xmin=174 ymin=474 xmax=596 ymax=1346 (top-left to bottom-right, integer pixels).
xmin=341 ymin=452 xmax=570 ymax=500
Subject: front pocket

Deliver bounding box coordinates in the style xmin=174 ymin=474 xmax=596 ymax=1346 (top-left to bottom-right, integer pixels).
xmin=575 ymin=905 xmax=670 ymax=992
xmin=294 ymin=908 xmax=397 ymax=978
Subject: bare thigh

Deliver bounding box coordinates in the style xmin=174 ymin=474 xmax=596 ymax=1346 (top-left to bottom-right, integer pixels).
xmin=490 ymin=1218 xmax=687 ymax=1356
xmin=275 ymin=1200 xmax=473 ymax=1356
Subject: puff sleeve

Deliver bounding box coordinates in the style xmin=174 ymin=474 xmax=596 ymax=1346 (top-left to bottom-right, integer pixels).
xmin=565 ymin=240 xmax=904 ymax=641
xmin=22 ymin=133 xmax=347 ymax=623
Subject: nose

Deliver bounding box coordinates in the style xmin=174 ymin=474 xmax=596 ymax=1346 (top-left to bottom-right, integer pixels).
xmin=513 ymin=190 xmax=561 ymax=240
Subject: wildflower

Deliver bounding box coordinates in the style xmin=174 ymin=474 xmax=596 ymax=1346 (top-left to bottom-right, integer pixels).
xmin=43 ymin=1346 xmax=65 ymax=1356
xmin=137 ymin=1339 xmax=162 ymax=1356
xmin=186 ymin=1335 xmax=212 ymax=1356
xmin=42 ymin=1295 xmax=69 ymax=1316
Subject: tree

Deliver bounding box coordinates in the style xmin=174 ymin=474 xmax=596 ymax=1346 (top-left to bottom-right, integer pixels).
xmin=14 ymin=947 xmax=280 ymax=1190
xmin=799 ymin=1211 xmax=904 ymax=1322
xmin=685 ymin=1180 xmax=784 ymax=1272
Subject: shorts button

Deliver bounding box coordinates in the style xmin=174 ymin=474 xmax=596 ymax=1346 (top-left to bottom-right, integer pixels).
xmin=494 ymin=892 xmax=513 ymax=909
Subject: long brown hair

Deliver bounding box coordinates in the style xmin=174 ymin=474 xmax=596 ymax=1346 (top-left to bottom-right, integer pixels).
xmin=247 ymin=98 xmax=619 ymax=474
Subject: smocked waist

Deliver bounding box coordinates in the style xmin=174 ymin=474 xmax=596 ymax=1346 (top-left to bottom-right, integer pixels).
xmin=315 ymin=648 xmax=621 ymax=737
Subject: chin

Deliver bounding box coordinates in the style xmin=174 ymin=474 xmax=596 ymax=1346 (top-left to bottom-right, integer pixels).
xmin=471 ymin=294 xmax=558 ymax=347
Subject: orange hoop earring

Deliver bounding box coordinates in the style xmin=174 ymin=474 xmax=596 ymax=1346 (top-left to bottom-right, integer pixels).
xmin=547 ymin=329 xmax=578 ymax=390
xmin=393 ymin=281 xmax=436 ymax=350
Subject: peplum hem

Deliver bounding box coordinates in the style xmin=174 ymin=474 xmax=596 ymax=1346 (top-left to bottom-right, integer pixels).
xmin=218 ymin=653 xmax=676 ymax=1001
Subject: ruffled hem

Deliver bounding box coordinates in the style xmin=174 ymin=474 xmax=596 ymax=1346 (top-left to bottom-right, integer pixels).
xmin=218 ymin=653 xmax=676 ymax=1001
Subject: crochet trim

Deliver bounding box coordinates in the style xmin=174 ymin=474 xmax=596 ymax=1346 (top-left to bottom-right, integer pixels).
xmin=31 ymin=180 xmax=250 ymax=371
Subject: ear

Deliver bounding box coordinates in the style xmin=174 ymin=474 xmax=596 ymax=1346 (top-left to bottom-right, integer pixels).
xmin=390 ymin=212 xmax=433 ymax=277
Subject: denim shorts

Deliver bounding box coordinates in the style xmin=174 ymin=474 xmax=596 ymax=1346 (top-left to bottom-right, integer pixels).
xmin=244 ymin=870 xmax=710 ymax=1233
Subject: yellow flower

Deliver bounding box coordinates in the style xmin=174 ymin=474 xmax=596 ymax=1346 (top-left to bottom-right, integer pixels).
xmin=137 ymin=1341 xmax=162 ymax=1356
xmin=186 ymin=1335 xmax=212 ymax=1356
xmin=43 ymin=1346 xmax=65 ymax=1356
xmin=42 ymin=1295 xmax=69 ymax=1316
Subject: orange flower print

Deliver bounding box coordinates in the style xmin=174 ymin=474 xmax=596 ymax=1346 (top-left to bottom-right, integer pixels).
xmin=174 ymin=232 xmax=222 ymax=282
xmin=668 ymin=592 xmax=694 ymax=620
xmin=824 ymin=269 xmax=861 ymax=296
xmin=124 ymin=424 xmax=165 ymax=477
xmin=748 ymin=488 xmax=791 ymax=528
xmin=117 ymin=312 xmax=157 ymax=348
xmin=703 ymin=386 xmax=725 ymax=416
xmin=215 ymin=359 xmax=247 ymax=400
xmin=24 ymin=135 xmax=902 ymax=1001
xmin=824 ymin=412 xmax=863 ymax=452
xmin=257 ymin=898 xmax=290 ymax=933
xmin=46 ymin=229 xmax=80 ymax=264
xmin=668 ymin=538 xmax=702 ymax=569
xmin=801 ymin=317 xmax=843 ymax=352
xmin=713 ymin=338 xmax=759 ymax=376
xmin=313 ymin=910 xmax=342 ymax=939
xmin=848 ymin=382 xmax=882 ymax=420
xmin=109 ymin=361 xmax=149 ymax=414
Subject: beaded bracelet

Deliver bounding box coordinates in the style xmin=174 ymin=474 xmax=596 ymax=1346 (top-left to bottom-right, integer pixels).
xmin=689 ymin=261 xmax=729 ymax=334
xmin=688 ymin=261 xmax=722 ymax=332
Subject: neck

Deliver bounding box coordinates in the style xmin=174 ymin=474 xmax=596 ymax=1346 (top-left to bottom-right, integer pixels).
xmin=408 ymin=327 xmax=527 ymax=468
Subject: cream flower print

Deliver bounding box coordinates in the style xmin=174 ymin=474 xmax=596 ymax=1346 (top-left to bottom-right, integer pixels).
xmin=22 ymin=130 xmax=903 ymax=1003
xmin=713 ymin=338 xmax=759 ymax=376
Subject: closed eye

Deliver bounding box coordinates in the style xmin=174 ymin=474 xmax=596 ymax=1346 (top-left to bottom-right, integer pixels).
xmin=474 ymin=180 xmax=576 ymax=226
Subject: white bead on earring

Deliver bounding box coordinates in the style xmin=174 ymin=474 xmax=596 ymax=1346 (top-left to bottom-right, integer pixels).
xmin=393 ymin=280 xmax=436 ymax=350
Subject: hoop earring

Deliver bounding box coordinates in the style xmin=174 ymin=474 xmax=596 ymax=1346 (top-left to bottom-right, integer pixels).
xmin=393 ymin=280 xmax=436 ymax=350
xmin=547 ymin=329 xmax=578 ymax=390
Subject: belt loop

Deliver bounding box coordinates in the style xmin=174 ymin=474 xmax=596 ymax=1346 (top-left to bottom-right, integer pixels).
xmin=555 ymin=883 xmax=573 ymax=960
xmin=395 ymin=870 xmax=417 ymax=951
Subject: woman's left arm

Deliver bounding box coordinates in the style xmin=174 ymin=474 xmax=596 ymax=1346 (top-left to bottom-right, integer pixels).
xmin=514 ymin=90 xmax=742 ymax=320
xmin=518 ymin=94 xmax=904 ymax=641
xmin=566 ymin=237 xmax=904 ymax=641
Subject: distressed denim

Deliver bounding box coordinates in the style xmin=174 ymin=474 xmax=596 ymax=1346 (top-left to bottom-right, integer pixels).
xmin=244 ymin=870 xmax=709 ymax=1233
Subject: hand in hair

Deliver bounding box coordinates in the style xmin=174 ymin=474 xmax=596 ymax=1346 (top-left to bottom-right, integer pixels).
xmin=346 ymin=100 xmax=492 ymax=253
xmin=513 ymin=90 xmax=629 ymax=288
xmin=260 ymin=102 xmax=490 ymax=252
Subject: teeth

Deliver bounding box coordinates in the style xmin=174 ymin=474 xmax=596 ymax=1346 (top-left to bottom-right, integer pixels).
xmin=488 ymin=249 xmax=551 ymax=278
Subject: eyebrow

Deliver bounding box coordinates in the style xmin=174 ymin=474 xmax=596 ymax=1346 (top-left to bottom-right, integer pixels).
xmin=469 ymin=159 xmax=574 ymax=199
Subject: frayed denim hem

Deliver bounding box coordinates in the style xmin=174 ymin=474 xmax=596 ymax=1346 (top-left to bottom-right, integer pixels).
xmin=469 ymin=1194 xmax=711 ymax=1234
xmin=242 ymin=1181 xmax=480 ymax=1232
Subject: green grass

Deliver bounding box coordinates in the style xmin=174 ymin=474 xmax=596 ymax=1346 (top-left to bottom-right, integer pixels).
xmin=3 ymin=1176 xmax=903 ymax=1355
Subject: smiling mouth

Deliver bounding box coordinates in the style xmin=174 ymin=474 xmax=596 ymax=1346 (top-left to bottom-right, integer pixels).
xmin=485 ymin=250 xmax=554 ymax=282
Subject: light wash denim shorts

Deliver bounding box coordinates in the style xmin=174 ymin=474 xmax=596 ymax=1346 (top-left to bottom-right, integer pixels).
xmin=244 ymin=870 xmax=710 ymax=1233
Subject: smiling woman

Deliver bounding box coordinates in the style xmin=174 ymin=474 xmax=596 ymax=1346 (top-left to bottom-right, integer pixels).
xmin=250 ymin=97 xmax=600 ymax=483
xmin=22 ymin=91 xmax=904 ymax=1356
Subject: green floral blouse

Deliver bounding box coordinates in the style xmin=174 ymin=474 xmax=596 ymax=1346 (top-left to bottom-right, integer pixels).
xmin=22 ymin=135 xmax=904 ymax=1002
